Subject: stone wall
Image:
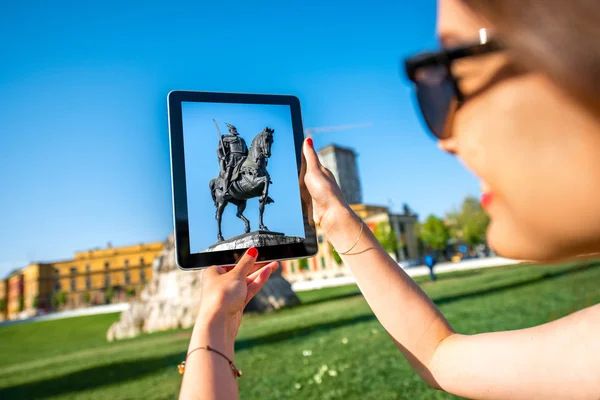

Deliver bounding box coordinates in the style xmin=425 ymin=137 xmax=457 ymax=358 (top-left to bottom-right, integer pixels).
xmin=106 ymin=234 xmax=300 ymax=341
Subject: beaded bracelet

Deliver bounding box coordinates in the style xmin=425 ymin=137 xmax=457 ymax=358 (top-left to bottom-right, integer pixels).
xmin=178 ymin=345 xmax=242 ymax=378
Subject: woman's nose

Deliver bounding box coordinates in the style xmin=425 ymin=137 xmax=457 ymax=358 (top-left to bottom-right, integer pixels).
xmin=438 ymin=137 xmax=458 ymax=155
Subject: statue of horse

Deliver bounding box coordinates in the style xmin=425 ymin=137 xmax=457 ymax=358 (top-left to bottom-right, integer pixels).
xmin=209 ymin=127 xmax=275 ymax=242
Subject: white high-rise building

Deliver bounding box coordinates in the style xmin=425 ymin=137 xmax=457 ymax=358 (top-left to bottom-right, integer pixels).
xmin=318 ymin=144 xmax=362 ymax=205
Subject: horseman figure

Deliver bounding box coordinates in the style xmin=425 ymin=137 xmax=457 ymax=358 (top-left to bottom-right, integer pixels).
xmin=210 ymin=124 xmax=275 ymax=242
xmin=217 ymin=123 xmax=249 ymax=197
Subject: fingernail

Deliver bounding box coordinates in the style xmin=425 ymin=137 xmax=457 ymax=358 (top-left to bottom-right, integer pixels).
xmin=247 ymin=247 xmax=258 ymax=258
xmin=306 ymin=138 xmax=313 ymax=148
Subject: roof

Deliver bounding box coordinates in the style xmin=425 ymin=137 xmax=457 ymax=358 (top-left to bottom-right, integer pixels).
xmin=318 ymin=144 xmax=358 ymax=156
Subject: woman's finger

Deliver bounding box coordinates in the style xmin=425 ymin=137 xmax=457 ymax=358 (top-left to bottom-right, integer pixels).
xmin=244 ymin=261 xmax=276 ymax=281
xmin=232 ymin=247 xmax=259 ymax=279
xmin=244 ymin=263 xmax=277 ymax=305
xmin=245 ymin=261 xmax=278 ymax=284
xmin=303 ymin=138 xmax=321 ymax=172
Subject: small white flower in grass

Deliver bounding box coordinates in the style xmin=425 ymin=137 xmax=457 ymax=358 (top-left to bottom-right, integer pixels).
xmin=341 ymin=337 xmax=348 ymax=344
xmin=319 ymin=364 xmax=328 ymax=373
xmin=294 ymin=383 xmax=302 ymax=390
xmin=328 ymin=370 xmax=338 ymax=377
xmin=302 ymin=350 xmax=312 ymax=356
xmin=371 ymin=328 xmax=379 ymax=334
xmin=314 ymin=375 xmax=323 ymax=384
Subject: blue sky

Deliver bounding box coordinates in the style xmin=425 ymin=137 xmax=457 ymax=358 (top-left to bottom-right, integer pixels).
xmin=182 ymin=102 xmax=305 ymax=252
xmin=0 ymin=0 xmax=481 ymax=276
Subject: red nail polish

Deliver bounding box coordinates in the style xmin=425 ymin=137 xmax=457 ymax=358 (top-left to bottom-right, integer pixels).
xmin=307 ymin=138 xmax=313 ymax=148
xmin=247 ymin=247 xmax=258 ymax=257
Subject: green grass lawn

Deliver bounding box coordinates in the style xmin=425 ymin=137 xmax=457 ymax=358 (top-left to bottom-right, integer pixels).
xmin=1 ymin=261 xmax=599 ymax=400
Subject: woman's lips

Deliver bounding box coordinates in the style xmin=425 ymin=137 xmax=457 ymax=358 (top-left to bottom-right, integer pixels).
xmin=481 ymin=192 xmax=494 ymax=209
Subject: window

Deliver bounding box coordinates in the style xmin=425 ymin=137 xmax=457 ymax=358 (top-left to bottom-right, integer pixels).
xmin=140 ymin=268 xmax=146 ymax=283
xmin=86 ymin=276 xmax=91 ymax=290
xmin=124 ymin=270 xmax=131 ymax=285
xmin=321 ymin=257 xmax=326 ymax=269
xmin=139 ymin=257 xmax=145 ymax=266
xmin=124 ymin=259 xmax=129 ymax=268
xmin=85 ymin=264 xmax=90 ymax=273
xmin=104 ymin=262 xmax=110 ymax=287
xmin=54 ymin=269 xmax=61 ymax=290
xmin=400 ymin=223 xmax=406 ymax=234
xmin=69 ymin=267 xmax=77 ymax=291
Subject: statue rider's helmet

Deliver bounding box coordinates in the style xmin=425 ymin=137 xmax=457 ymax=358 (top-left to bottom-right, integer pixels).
xmin=225 ymin=123 xmax=239 ymax=136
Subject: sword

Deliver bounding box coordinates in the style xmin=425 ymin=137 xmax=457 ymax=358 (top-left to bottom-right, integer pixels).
xmin=213 ymin=119 xmax=226 ymax=161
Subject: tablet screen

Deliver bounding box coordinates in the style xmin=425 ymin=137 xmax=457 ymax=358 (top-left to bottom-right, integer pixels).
xmin=181 ymin=102 xmax=306 ymax=253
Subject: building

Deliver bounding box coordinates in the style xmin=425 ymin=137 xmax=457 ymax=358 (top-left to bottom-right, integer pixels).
xmin=0 ymin=279 xmax=7 ymax=321
xmin=1 ymin=241 xmax=164 ymax=320
xmin=318 ymin=145 xmax=362 ymax=204
xmin=281 ymin=203 xmax=420 ymax=282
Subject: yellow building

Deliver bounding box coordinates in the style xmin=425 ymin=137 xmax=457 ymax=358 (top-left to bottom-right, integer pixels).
xmin=2 ymin=241 xmax=164 ymax=320
xmin=0 ymin=279 xmax=8 ymax=321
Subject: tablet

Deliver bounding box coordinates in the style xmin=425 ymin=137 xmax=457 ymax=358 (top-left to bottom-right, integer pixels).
xmin=168 ymin=90 xmax=318 ymax=269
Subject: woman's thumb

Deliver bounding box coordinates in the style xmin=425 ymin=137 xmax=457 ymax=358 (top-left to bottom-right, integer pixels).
xmin=303 ymin=138 xmax=321 ymax=172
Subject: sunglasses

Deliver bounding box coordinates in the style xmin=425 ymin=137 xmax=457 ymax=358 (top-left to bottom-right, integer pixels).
xmin=404 ymin=32 xmax=504 ymax=139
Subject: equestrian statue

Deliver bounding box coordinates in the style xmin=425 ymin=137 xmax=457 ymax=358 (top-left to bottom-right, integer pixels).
xmin=209 ymin=120 xmax=275 ymax=242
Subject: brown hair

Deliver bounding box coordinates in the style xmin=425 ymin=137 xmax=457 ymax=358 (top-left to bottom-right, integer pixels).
xmin=463 ymin=0 xmax=600 ymax=113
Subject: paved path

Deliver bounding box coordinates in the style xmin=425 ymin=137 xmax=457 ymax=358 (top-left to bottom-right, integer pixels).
xmin=291 ymin=256 xmax=521 ymax=292
xmin=0 ymin=303 xmax=130 ymax=328
xmin=1 ymin=257 xmax=521 ymax=327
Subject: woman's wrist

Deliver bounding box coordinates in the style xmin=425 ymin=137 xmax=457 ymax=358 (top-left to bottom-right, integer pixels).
xmin=320 ymin=204 xmax=364 ymax=252
xmin=191 ymin=311 xmax=235 ymax=360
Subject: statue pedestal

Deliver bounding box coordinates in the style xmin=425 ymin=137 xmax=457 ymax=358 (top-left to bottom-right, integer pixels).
xmin=106 ymin=233 xmax=300 ymax=342
xmin=204 ymin=231 xmax=304 ymax=252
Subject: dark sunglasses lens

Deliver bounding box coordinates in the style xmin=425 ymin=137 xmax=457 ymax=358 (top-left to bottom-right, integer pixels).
xmin=414 ymin=65 xmax=457 ymax=139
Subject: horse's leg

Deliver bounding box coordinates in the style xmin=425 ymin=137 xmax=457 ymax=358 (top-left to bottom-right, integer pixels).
xmin=216 ymin=200 xmax=227 ymax=242
xmin=258 ymin=177 xmax=270 ymax=231
xmin=236 ymin=201 xmax=251 ymax=233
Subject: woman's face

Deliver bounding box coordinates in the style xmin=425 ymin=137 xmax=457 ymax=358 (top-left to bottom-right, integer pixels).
xmin=437 ymin=0 xmax=600 ymax=261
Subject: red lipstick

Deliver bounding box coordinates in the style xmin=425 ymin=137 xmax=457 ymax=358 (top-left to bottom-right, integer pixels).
xmin=481 ymin=192 xmax=494 ymax=209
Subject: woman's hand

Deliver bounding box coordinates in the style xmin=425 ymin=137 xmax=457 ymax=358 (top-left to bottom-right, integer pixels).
xmin=197 ymin=248 xmax=279 ymax=345
xmin=300 ymin=138 xmax=356 ymax=237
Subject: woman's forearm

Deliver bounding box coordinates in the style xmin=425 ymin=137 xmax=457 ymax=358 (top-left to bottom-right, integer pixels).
xmin=179 ymin=313 xmax=239 ymax=400
xmin=322 ymin=206 xmax=455 ymax=387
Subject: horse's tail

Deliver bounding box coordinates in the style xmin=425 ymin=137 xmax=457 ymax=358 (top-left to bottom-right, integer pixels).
xmin=209 ymin=178 xmax=217 ymax=206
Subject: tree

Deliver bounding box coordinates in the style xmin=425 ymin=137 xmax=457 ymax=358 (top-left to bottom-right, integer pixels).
xmin=298 ymin=258 xmax=309 ymax=271
xmin=33 ymin=296 xmax=39 ymax=309
xmin=105 ymin=287 xmax=115 ymax=304
xmin=419 ymin=215 xmax=450 ymax=252
xmin=0 ymin=299 xmax=5 ymax=312
xmin=83 ymin=292 xmax=91 ymax=304
xmin=126 ymin=287 xmax=136 ymax=298
xmin=446 ymin=196 xmax=490 ymax=247
xmin=53 ymin=291 xmax=67 ymax=309
xmin=331 ymin=248 xmax=343 ymax=265
xmin=18 ymin=296 xmax=25 ymax=312
xmin=374 ymin=221 xmax=398 ymax=256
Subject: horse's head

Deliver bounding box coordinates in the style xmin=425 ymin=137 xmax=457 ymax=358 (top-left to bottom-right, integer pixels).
xmin=255 ymin=127 xmax=274 ymax=158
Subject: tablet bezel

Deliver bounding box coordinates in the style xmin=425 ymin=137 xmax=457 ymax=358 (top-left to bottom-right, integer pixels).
xmin=168 ymin=90 xmax=318 ymax=269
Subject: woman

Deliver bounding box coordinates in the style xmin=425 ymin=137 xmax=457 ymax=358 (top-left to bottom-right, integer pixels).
xmin=180 ymin=0 xmax=600 ymax=398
